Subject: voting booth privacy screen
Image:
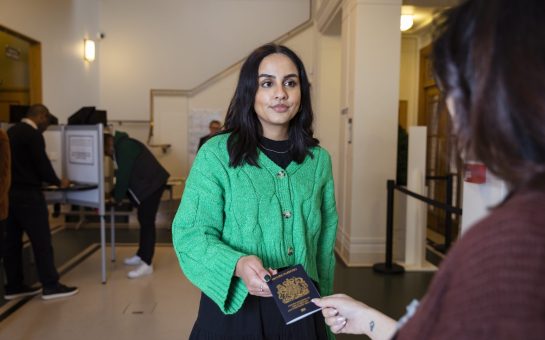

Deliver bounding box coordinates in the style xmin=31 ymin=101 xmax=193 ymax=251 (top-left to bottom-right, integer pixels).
xmin=64 ymin=125 xmax=105 ymax=215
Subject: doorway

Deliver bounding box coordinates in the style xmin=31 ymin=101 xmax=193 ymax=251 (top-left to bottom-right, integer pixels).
xmin=418 ymin=44 xmax=462 ymax=253
xmin=0 ymin=25 xmax=42 ymax=122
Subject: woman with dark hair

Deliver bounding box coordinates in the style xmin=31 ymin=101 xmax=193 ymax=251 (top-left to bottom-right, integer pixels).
xmin=173 ymin=43 xmax=338 ymax=339
xmin=313 ymin=0 xmax=545 ymax=339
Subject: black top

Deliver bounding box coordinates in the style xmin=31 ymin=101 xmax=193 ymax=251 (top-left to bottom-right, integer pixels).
xmin=7 ymin=122 xmax=60 ymax=191
xmin=258 ymin=137 xmax=293 ymax=169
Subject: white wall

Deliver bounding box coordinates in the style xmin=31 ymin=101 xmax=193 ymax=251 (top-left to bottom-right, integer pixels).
xmin=0 ymin=0 xmax=101 ymax=120
xmin=2 ymin=0 xmax=312 ymax=199
xmin=99 ymin=0 xmax=310 ymax=120
xmin=336 ymin=0 xmax=402 ymax=265
xmin=1 ymin=0 xmax=310 ymax=123
xmin=313 ymin=33 xmax=342 ymax=193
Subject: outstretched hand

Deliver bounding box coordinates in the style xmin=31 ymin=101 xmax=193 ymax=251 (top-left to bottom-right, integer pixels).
xmin=235 ymin=255 xmax=277 ymax=297
xmin=312 ymin=294 xmax=397 ymax=340
xmin=312 ymin=294 xmax=368 ymax=334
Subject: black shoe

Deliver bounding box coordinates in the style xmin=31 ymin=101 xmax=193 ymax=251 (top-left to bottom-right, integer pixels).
xmin=4 ymin=285 xmax=42 ymax=300
xmin=41 ymin=283 xmax=79 ymax=300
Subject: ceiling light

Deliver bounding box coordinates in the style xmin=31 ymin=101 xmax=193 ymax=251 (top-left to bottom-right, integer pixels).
xmin=400 ymin=14 xmax=414 ymax=32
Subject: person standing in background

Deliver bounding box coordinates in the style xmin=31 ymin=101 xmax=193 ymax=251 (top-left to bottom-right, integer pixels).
xmin=4 ymin=104 xmax=78 ymax=300
xmin=0 ymin=128 xmax=11 ymax=260
xmin=104 ymin=131 xmax=169 ymax=279
xmin=197 ymin=119 xmax=221 ymax=151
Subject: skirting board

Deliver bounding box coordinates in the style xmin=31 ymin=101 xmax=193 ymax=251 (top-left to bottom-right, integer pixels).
xmin=335 ymin=230 xmax=437 ymax=271
xmin=335 ymin=232 xmax=386 ymax=266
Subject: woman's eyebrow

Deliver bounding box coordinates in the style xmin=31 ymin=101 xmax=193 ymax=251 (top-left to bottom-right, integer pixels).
xmin=257 ymin=73 xmax=299 ymax=79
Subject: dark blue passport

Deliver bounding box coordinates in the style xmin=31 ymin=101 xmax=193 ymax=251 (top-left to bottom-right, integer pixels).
xmin=266 ymin=264 xmax=322 ymax=325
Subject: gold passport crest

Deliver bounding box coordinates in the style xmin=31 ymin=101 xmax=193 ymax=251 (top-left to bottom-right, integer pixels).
xmin=276 ymin=277 xmax=310 ymax=304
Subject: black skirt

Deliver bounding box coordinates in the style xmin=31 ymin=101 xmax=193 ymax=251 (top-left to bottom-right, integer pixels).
xmin=189 ymin=292 xmax=328 ymax=340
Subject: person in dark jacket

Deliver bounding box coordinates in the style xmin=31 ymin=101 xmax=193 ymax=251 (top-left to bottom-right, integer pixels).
xmin=4 ymin=104 xmax=78 ymax=300
xmin=0 ymin=128 xmax=11 ymax=260
xmin=105 ymin=131 xmax=169 ymax=279
xmin=197 ymin=120 xmax=221 ymax=151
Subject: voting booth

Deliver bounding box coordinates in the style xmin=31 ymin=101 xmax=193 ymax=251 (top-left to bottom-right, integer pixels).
xmin=63 ymin=124 xmax=113 ymax=283
xmin=44 ymin=124 xmax=113 ymax=283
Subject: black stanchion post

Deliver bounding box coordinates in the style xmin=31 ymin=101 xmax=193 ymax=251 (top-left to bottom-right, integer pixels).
xmin=373 ymin=180 xmax=405 ymax=274
xmin=444 ymin=174 xmax=453 ymax=251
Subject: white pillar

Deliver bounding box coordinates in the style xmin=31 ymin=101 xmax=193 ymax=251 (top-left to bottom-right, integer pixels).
xmin=337 ymin=0 xmax=402 ymax=265
xmin=404 ymin=127 xmax=427 ymax=267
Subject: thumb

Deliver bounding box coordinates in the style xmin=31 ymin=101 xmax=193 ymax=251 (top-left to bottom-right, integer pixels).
xmin=311 ymin=298 xmax=323 ymax=306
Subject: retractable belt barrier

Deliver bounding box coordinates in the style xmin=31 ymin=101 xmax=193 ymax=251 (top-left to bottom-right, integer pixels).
xmin=373 ymin=178 xmax=462 ymax=275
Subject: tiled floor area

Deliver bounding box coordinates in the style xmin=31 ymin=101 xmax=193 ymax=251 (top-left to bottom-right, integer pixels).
xmin=0 ymin=245 xmax=200 ymax=339
xmin=0 ymin=202 xmax=436 ymax=339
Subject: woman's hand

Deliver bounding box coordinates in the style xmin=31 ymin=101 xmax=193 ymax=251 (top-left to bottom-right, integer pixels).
xmin=312 ymin=294 xmax=397 ymax=340
xmin=235 ymin=255 xmax=277 ymax=297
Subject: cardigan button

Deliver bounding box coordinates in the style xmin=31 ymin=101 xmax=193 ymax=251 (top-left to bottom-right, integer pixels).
xmin=277 ymin=170 xmax=286 ymax=178
xmin=287 ymin=247 xmax=294 ymax=256
xmin=282 ymin=211 xmax=292 ymax=219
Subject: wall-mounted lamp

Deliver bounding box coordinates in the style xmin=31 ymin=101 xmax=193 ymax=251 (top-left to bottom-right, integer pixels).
xmin=84 ymin=39 xmax=95 ymax=62
xmin=400 ymin=14 xmax=414 ymax=32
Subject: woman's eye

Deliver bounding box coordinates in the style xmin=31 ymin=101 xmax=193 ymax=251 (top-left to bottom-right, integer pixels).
xmin=260 ymin=81 xmax=272 ymax=88
xmin=284 ymin=80 xmax=298 ymax=87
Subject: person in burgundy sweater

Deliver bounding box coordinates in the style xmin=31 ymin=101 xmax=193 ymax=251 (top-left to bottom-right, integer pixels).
xmin=313 ymin=0 xmax=545 ymax=339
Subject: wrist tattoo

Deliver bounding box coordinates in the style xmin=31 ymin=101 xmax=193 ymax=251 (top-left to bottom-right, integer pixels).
xmin=370 ymin=320 xmax=375 ymax=332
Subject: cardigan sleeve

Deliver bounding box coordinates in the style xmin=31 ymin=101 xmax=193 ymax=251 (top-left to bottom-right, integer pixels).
xmin=316 ymin=150 xmax=338 ymax=297
xmin=172 ymin=145 xmax=248 ymax=314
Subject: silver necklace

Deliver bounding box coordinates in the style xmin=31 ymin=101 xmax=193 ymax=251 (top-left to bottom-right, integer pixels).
xmin=259 ymin=144 xmax=292 ymax=154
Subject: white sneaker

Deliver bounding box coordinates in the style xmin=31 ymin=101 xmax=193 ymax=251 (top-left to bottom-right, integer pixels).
xmin=124 ymin=255 xmax=142 ymax=266
xmin=127 ymin=263 xmax=153 ymax=279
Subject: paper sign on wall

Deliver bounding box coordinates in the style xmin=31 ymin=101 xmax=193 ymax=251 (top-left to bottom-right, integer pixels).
xmin=68 ymin=135 xmax=94 ymax=165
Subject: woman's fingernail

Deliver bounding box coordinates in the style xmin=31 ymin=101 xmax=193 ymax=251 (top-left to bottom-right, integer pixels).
xmin=264 ymin=274 xmax=271 ymax=282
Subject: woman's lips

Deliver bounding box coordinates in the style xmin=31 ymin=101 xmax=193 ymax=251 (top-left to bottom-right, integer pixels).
xmin=271 ymin=104 xmax=289 ymax=113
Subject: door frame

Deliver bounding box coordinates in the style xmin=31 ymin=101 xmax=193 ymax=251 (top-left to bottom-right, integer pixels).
xmin=0 ymin=25 xmax=42 ymax=104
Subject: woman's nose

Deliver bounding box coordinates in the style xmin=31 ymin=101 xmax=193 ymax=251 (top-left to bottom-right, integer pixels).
xmin=274 ymin=87 xmax=287 ymax=100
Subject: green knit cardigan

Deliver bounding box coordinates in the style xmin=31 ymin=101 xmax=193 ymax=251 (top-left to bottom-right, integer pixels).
xmin=172 ymin=133 xmax=338 ymax=315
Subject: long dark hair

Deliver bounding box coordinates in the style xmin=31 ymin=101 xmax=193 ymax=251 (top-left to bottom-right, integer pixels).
xmin=432 ymin=0 xmax=545 ymax=188
xmin=223 ymin=43 xmax=318 ymax=167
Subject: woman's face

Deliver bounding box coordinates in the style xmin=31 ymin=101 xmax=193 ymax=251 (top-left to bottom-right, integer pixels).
xmin=254 ymin=53 xmax=301 ymax=140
